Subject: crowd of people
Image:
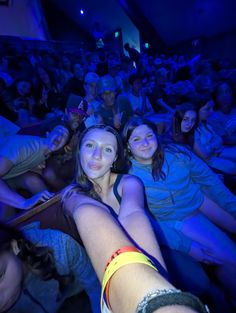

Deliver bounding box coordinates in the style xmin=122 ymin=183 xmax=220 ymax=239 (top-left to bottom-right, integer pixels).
xmin=0 ymin=38 xmax=236 ymax=313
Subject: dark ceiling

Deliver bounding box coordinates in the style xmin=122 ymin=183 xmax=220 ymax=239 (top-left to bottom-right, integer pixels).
xmin=47 ymin=0 xmax=236 ymax=46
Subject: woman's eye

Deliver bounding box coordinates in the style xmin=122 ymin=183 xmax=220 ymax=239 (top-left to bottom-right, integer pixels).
xmin=132 ymin=137 xmax=140 ymax=142
xmin=105 ymin=147 xmax=112 ymax=153
xmin=147 ymin=134 xmax=153 ymax=138
xmin=85 ymin=143 xmax=93 ymax=148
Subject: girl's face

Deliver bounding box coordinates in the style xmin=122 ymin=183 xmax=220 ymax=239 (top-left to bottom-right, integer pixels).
xmin=128 ymin=124 xmax=158 ymax=164
xmin=180 ymin=110 xmax=197 ymax=133
xmin=0 ymin=252 xmax=24 ymax=312
xmin=199 ymin=100 xmax=214 ymax=121
xmin=216 ymin=83 xmax=233 ymax=113
xmin=80 ymin=129 xmax=117 ymax=180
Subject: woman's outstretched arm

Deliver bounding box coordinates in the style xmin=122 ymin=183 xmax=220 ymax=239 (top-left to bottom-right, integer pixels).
xmin=64 ymin=192 xmax=206 ymax=313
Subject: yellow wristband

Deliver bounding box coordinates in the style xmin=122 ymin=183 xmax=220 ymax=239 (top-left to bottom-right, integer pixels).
xmin=101 ymin=251 xmax=158 ymax=311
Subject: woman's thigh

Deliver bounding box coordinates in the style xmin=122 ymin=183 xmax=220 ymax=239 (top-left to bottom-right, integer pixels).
xmin=180 ymin=213 xmax=236 ymax=265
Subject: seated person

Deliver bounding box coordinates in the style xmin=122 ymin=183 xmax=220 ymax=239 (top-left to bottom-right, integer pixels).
xmin=19 ymin=96 xmax=88 ymax=191
xmin=7 ymin=79 xmax=37 ymax=127
xmin=96 ymin=75 xmax=133 ymax=132
xmin=0 ymin=125 xmax=69 ymax=218
xmin=123 ymin=117 xmax=236 ymax=308
xmin=0 ymin=221 xmax=100 ymax=313
xmin=62 ymin=125 xmax=209 ymax=313
xmin=169 ymin=102 xmax=197 ymax=147
xmin=83 ymin=72 xmax=101 ymax=128
xmin=127 ymin=73 xmax=154 ymax=117
xmin=194 ymin=99 xmax=236 ymax=175
xmin=42 ymin=96 xmax=88 ymax=191
xmin=209 ymin=80 xmax=236 ymax=145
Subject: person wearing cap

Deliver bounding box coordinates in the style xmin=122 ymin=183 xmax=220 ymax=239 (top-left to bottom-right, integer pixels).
xmin=96 ymin=75 xmax=133 ymax=131
xmin=83 ymin=72 xmax=101 ymax=127
xmin=64 ymin=94 xmax=88 ymax=133
xmin=41 ymin=95 xmax=89 ymax=192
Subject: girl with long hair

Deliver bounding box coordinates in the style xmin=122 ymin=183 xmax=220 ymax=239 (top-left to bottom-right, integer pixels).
xmin=123 ymin=117 xmax=236 ymax=307
xmin=194 ymin=98 xmax=236 ymax=174
xmin=172 ymin=102 xmax=197 ymax=147
xmin=62 ymin=124 xmax=208 ymax=313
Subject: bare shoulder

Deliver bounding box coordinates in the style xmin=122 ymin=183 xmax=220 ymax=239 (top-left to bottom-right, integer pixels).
xmin=119 ymin=174 xmax=144 ymax=189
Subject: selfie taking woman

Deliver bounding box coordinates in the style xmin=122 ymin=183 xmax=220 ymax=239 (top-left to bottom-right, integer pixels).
xmin=62 ymin=124 xmax=208 ymax=313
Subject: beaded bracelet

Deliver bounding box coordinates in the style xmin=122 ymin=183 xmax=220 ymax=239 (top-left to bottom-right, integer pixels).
xmin=136 ymin=289 xmax=210 ymax=313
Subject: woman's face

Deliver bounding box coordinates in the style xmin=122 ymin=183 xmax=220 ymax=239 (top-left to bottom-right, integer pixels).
xmin=180 ymin=110 xmax=197 ymax=133
xmin=216 ymin=83 xmax=233 ymax=113
xmin=0 ymin=252 xmax=24 ymax=312
xmin=80 ymin=129 xmax=117 ymax=180
xmin=199 ymin=100 xmax=214 ymax=121
xmin=128 ymin=124 xmax=158 ymax=164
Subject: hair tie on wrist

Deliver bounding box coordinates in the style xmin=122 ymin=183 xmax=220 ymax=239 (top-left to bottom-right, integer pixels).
xmin=136 ymin=289 xmax=210 ymax=313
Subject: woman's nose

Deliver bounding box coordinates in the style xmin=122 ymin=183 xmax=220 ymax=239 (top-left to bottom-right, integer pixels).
xmin=142 ymin=138 xmax=149 ymax=146
xmin=93 ymin=146 xmax=102 ymax=159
